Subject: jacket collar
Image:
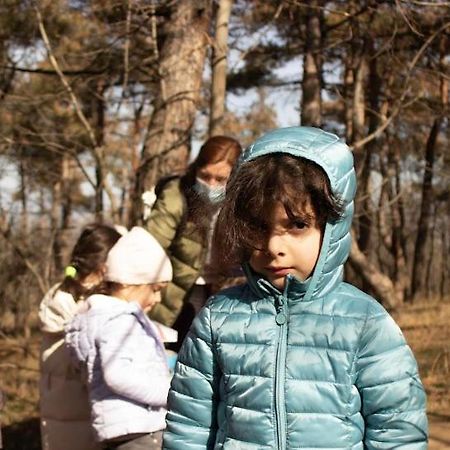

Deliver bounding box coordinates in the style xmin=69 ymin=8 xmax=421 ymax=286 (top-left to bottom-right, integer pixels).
xmin=243 ymin=263 xmax=310 ymax=300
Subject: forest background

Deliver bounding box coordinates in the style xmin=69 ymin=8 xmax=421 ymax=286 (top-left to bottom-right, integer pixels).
xmin=0 ymin=0 xmax=449 ymax=448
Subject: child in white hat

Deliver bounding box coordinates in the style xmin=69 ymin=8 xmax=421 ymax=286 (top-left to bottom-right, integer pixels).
xmin=65 ymin=227 xmax=173 ymax=450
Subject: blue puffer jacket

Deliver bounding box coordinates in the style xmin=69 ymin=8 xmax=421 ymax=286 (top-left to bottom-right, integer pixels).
xmin=163 ymin=127 xmax=428 ymax=449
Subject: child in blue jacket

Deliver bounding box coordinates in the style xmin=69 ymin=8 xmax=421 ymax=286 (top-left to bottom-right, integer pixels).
xmin=163 ymin=127 xmax=428 ymax=450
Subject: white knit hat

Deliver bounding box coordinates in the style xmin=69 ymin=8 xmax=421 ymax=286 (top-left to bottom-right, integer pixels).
xmin=105 ymin=226 xmax=172 ymax=284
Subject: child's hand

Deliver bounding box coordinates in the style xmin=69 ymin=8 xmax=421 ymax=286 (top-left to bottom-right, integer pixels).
xmin=153 ymin=321 xmax=178 ymax=343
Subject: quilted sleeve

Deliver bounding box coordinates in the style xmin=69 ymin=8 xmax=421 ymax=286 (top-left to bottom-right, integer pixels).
xmin=146 ymin=181 xmax=184 ymax=250
xmin=355 ymin=302 xmax=428 ymax=449
xmin=64 ymin=314 xmax=90 ymax=368
xmin=163 ymin=304 xmax=219 ymax=450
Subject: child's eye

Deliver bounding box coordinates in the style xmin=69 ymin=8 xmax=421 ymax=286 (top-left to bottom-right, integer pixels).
xmin=198 ymin=174 xmax=210 ymax=182
xmin=292 ymin=220 xmax=307 ymax=230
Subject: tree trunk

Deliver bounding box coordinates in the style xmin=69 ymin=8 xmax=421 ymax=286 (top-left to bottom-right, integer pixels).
xmin=94 ymin=79 xmax=107 ymax=222
xmin=389 ymin=148 xmax=408 ymax=304
xmin=411 ymin=36 xmax=448 ymax=301
xmin=300 ymin=0 xmax=322 ymax=127
xmin=18 ymin=159 xmax=28 ymax=239
xmin=53 ymin=154 xmax=73 ymax=274
xmin=348 ymin=230 xmax=399 ymax=310
xmin=51 ymin=177 xmax=63 ymax=276
xmin=130 ymin=0 xmax=212 ymax=226
xmin=343 ymin=64 xmax=353 ymax=143
xmin=353 ymin=54 xmax=371 ymax=252
xmin=426 ymin=204 xmax=438 ymax=298
xmin=411 ymin=119 xmax=442 ymax=300
xmin=392 ymin=143 xmax=408 ymax=281
xmin=378 ymin=131 xmax=408 ymax=306
xmin=0 ymin=39 xmax=15 ymax=102
xmin=344 ymin=7 xmax=370 ymax=252
xmin=209 ymin=0 xmax=233 ymax=136
xmin=440 ymin=218 xmax=449 ymax=300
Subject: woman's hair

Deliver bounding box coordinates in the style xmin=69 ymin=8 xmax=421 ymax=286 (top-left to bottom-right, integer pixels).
xmin=215 ymin=153 xmax=343 ymax=265
xmin=190 ymin=135 xmax=242 ymax=173
xmin=59 ymin=224 xmax=122 ymax=300
xmin=180 ymin=135 xmax=242 ymax=238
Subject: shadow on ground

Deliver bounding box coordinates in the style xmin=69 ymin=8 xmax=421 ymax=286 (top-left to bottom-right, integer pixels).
xmin=3 ymin=417 xmax=40 ymax=450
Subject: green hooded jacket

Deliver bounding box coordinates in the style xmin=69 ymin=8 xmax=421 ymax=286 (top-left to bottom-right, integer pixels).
xmin=146 ymin=178 xmax=205 ymax=326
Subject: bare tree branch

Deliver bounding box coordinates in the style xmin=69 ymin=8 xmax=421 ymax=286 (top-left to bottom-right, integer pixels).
xmin=0 ymin=220 xmax=48 ymax=295
xmin=400 ymin=0 xmax=450 ymax=6
xmin=395 ymin=0 xmax=424 ymax=37
xmin=0 ymin=65 xmax=105 ymax=76
xmin=34 ymin=5 xmax=98 ymax=150
xmin=352 ymin=21 xmax=450 ymax=150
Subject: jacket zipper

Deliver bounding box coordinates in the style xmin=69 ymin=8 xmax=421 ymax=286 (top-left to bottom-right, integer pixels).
xmin=274 ymin=295 xmax=288 ymax=450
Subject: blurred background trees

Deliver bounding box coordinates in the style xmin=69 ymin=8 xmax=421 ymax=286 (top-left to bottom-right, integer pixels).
xmin=0 ymin=0 xmax=449 ymax=335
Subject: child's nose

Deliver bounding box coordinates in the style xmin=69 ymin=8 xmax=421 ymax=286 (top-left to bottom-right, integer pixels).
xmin=264 ymin=233 xmax=286 ymax=257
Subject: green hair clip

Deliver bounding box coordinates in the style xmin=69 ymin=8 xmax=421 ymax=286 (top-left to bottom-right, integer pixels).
xmin=64 ymin=265 xmax=77 ymax=278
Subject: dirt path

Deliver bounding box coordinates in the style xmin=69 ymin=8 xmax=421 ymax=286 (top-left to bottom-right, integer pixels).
xmin=429 ymin=416 xmax=450 ymax=449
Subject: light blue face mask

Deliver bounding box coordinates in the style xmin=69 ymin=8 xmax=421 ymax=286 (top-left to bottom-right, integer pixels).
xmin=193 ymin=178 xmax=226 ymax=204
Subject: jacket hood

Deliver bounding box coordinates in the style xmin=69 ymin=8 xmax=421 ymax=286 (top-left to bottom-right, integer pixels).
xmin=237 ymin=126 xmax=356 ymax=301
xmin=39 ymin=284 xmax=78 ymax=333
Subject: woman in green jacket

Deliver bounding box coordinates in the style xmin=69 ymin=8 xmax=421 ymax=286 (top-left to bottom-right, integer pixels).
xmin=146 ymin=136 xmax=242 ymax=350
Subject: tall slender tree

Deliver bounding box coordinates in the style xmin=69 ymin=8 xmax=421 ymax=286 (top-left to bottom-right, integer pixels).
xmin=130 ymin=0 xmax=213 ymax=226
xmin=209 ymin=0 xmax=234 ymax=136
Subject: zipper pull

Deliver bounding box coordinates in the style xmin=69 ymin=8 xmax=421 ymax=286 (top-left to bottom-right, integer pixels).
xmin=275 ymin=296 xmax=286 ymax=325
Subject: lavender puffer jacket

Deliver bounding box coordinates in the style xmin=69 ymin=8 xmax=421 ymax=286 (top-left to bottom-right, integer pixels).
xmin=65 ymin=294 xmax=171 ymax=442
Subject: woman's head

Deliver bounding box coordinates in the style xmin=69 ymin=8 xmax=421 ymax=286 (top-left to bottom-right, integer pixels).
xmin=215 ymin=153 xmax=343 ymax=268
xmin=60 ymin=224 xmax=122 ymax=300
xmin=193 ymin=135 xmax=242 ymax=184
xmin=182 ymin=136 xmax=242 ymax=205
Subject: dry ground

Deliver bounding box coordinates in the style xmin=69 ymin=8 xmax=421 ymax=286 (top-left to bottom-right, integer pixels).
xmin=0 ymin=300 xmax=449 ymax=449
xmin=395 ymin=301 xmax=450 ymax=449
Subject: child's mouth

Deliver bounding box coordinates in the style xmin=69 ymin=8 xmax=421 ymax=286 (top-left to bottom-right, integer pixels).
xmin=266 ymin=267 xmax=291 ymax=276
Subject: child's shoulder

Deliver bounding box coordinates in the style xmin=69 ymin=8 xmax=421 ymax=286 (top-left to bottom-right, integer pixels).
xmin=70 ymin=296 xmax=144 ymax=343
xmin=40 ymin=283 xmax=73 ymax=306
xmin=39 ymin=284 xmax=77 ymax=333
xmin=79 ymin=295 xmax=137 ymax=327
xmin=333 ymin=282 xmax=389 ymax=320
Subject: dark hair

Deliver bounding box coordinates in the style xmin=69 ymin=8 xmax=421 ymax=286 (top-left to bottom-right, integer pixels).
xmin=215 ymin=153 xmax=343 ymax=265
xmin=59 ymin=224 xmax=122 ymax=300
xmin=180 ymin=136 xmax=242 ymax=238
xmin=91 ymin=281 xmax=123 ymax=297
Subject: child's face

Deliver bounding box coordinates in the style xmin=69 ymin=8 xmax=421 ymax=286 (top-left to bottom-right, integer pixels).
xmin=249 ymin=202 xmax=323 ymax=290
xmin=134 ymin=282 xmax=168 ymax=312
xmin=140 ymin=283 xmax=167 ymax=312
